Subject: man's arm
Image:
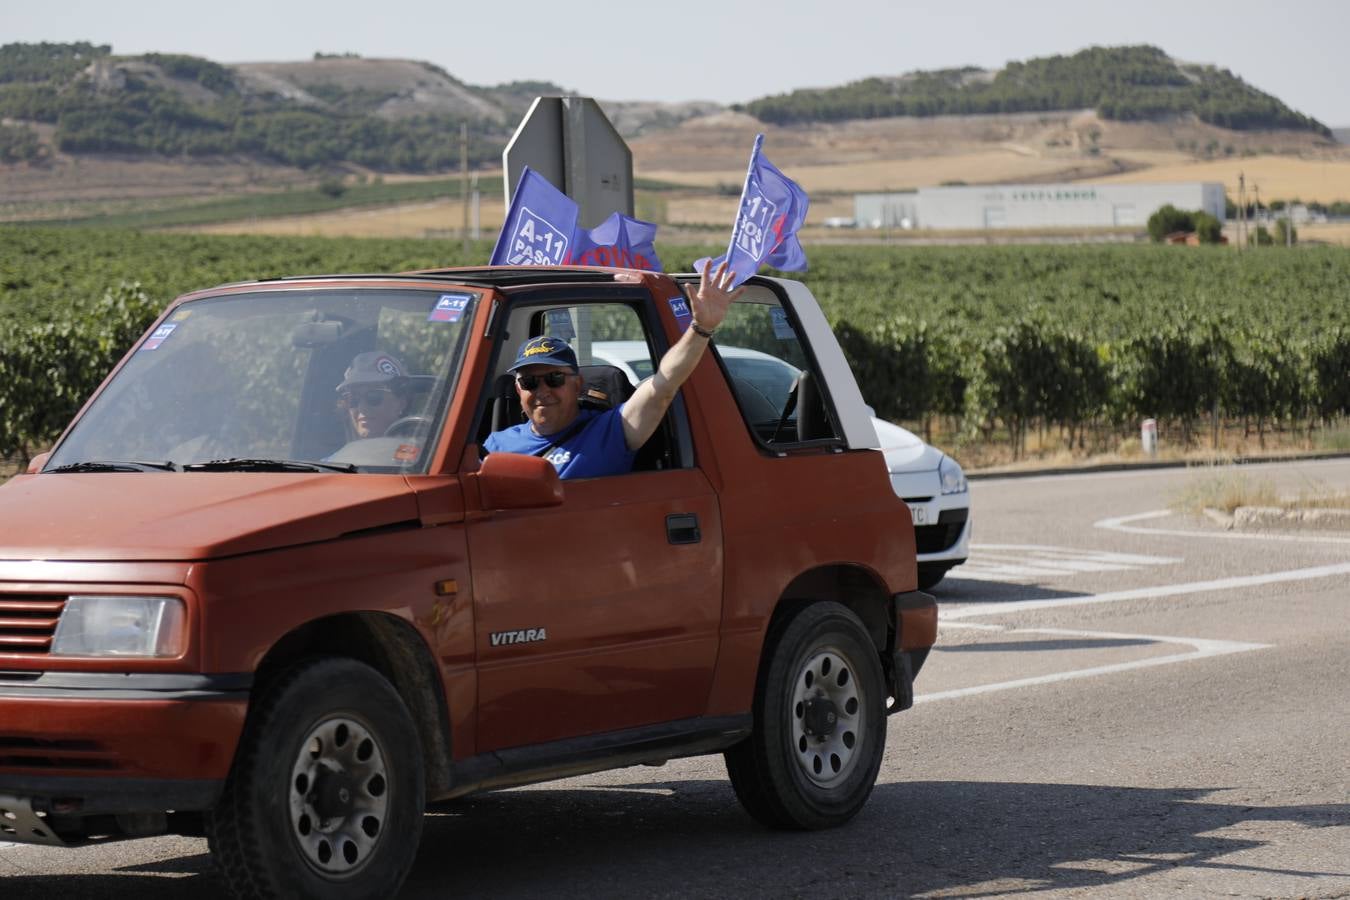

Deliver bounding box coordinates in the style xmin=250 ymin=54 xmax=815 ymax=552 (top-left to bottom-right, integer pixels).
xmin=620 ymin=260 xmax=745 ymax=451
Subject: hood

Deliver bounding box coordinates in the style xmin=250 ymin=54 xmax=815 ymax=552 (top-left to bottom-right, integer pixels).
xmin=871 ymin=418 xmax=944 ymax=473
xmin=0 ymin=473 xmax=422 ymax=562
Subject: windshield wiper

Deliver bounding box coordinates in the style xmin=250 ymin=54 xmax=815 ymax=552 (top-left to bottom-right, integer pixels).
xmin=182 ymin=458 xmax=357 ymax=473
xmin=48 ymin=460 xmax=178 ymax=473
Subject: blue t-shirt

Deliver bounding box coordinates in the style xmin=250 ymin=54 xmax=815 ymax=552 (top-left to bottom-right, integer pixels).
xmin=484 ymin=405 xmax=635 ymax=479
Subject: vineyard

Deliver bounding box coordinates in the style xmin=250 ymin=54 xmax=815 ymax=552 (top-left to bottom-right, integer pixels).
xmin=3 ymin=225 xmax=1349 ymax=464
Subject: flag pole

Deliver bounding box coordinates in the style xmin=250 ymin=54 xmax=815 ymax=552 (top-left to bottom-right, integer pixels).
xmin=723 ymin=133 xmax=765 ymax=265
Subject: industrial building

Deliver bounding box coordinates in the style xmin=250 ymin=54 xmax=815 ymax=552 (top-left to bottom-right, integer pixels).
xmin=853 ymin=182 xmax=1226 ymax=230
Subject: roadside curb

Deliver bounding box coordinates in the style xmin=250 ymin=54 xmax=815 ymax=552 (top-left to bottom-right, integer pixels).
xmin=967 ymin=449 xmax=1350 ymax=481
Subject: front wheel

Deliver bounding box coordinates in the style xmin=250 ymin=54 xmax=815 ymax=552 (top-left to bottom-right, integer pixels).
xmin=725 ymin=602 xmax=887 ymax=830
xmin=206 ymin=658 xmax=425 ymax=900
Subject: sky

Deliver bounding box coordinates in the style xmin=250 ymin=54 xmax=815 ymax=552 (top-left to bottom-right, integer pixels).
xmin=5 ymin=0 xmax=1349 ymax=127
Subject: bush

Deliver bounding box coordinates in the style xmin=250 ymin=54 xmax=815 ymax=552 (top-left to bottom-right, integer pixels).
xmin=0 ymin=282 xmax=159 ymax=462
xmin=1147 ymin=204 xmax=1195 ymax=242
xmin=1193 ymin=212 xmax=1224 ymax=244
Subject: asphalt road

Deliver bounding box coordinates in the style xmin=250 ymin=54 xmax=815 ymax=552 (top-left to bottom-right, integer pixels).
xmin=3 ymin=458 xmax=1348 ymax=898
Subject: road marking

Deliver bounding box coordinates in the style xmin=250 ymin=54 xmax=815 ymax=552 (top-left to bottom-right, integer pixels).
xmin=941 ymin=559 xmax=1350 ymax=620
xmin=955 ymin=543 xmax=1181 ymax=581
xmin=917 ymin=624 xmax=1270 ymax=704
xmin=1096 ymin=509 xmax=1350 ymax=544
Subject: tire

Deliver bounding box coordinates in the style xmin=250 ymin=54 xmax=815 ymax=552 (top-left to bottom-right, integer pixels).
xmin=206 ymin=658 xmax=425 ymax=900
xmin=725 ymin=601 xmax=887 ymax=830
xmin=917 ymin=564 xmax=950 ymax=591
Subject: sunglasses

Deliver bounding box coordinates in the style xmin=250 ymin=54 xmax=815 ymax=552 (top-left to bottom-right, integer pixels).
xmin=516 ymin=372 xmax=571 ymax=391
xmin=340 ymin=389 xmax=393 ymax=409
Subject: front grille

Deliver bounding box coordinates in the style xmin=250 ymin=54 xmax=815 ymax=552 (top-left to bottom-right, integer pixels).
xmin=0 ymin=595 xmax=66 ymax=656
xmin=915 ymin=509 xmax=969 ymax=554
xmin=0 ymin=736 xmax=120 ymax=771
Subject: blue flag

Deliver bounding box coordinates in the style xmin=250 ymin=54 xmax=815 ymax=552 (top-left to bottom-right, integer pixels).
xmin=491 ymin=167 xmax=662 ymax=271
xmin=697 ymin=134 xmax=809 ymax=288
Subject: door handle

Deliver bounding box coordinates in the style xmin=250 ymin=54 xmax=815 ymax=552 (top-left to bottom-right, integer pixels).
xmin=666 ymin=513 xmax=701 ymax=545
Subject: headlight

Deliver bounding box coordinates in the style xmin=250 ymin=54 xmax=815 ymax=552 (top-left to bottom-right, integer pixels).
xmin=939 ymin=456 xmax=968 ymax=495
xmin=50 ymin=596 xmax=187 ymax=658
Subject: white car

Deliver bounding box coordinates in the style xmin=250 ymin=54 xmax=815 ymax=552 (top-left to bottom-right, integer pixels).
xmin=589 ymin=341 xmax=970 ymax=590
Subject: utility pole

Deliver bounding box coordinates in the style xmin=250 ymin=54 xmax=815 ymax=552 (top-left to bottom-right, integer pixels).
xmin=1237 ymin=171 xmax=1245 ymax=251
xmin=1251 ymin=182 xmax=1260 ymax=246
xmin=460 ymin=123 xmax=470 ymax=256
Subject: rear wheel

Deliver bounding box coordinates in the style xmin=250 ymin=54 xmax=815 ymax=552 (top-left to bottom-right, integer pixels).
xmin=725 ymin=602 xmax=887 ymax=830
xmin=206 ymin=658 xmax=425 ymax=900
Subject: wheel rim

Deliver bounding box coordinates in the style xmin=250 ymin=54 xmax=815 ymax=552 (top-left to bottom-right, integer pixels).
xmin=288 ymin=715 xmax=391 ymax=878
xmin=790 ymin=645 xmax=865 ymax=787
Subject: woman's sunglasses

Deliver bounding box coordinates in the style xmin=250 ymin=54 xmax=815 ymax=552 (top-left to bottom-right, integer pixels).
xmin=516 ymin=372 xmax=571 ymax=391
xmin=340 ymin=388 xmax=393 ymax=409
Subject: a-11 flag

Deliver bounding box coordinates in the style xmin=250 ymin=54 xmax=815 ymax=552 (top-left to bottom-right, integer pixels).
xmin=490 ymin=167 xmax=662 ymax=271
xmin=696 ymin=134 xmax=809 ymax=288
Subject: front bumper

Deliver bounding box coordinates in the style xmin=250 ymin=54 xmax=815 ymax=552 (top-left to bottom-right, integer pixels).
xmin=0 ymin=672 xmax=248 ymax=840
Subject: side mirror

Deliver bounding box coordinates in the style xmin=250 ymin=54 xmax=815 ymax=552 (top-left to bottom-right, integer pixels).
xmin=478 ymin=452 xmax=564 ymax=510
xmin=26 ymin=452 xmax=51 ymax=474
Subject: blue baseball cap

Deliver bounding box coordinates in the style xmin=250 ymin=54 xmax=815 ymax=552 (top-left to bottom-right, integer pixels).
xmin=507 ymin=336 xmax=578 ymax=373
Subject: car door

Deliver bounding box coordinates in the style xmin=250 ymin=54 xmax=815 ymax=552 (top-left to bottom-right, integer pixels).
xmin=465 ymin=292 xmax=723 ymax=753
xmin=466 ymin=466 xmax=722 ymax=752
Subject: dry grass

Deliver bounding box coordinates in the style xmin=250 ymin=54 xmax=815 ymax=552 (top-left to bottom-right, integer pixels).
xmin=191 ymin=197 xmax=509 ymax=239
xmin=1297 ymin=221 xmax=1350 ymax=247
xmin=1170 ymin=470 xmax=1279 ymax=516
xmin=1170 ymin=469 xmax=1350 ymax=517
xmin=641 ymin=149 xmax=1130 ymax=194
xmin=1097 ymin=155 xmax=1350 ymax=204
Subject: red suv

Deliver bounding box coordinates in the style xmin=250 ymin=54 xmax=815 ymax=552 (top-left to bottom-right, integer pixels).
xmin=0 ymin=266 xmax=935 ymax=899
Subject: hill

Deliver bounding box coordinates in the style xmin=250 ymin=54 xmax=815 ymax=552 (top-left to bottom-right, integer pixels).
xmin=744 ymin=46 xmax=1330 ymax=137
xmin=3 ymin=41 xmax=1348 ymax=236
xmin=0 ymin=42 xmax=722 ymax=173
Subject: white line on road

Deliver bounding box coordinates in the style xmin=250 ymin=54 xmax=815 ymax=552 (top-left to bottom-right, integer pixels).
xmin=1096 ymin=509 xmax=1350 ymax=544
xmin=917 ymin=624 xmax=1270 ymax=703
xmin=957 ymin=543 xmax=1182 ymax=582
xmin=940 ymin=559 xmax=1350 ymax=620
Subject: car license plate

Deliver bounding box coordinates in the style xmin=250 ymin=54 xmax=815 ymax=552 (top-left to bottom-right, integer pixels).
xmin=910 ymin=506 xmax=926 ymax=526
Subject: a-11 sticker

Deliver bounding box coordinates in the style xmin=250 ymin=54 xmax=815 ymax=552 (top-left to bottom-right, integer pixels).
xmin=141 ymin=323 xmax=177 ymax=351
xmin=506 ymin=207 xmax=569 ymax=266
xmin=428 ymin=293 xmax=472 ymax=323
xmin=733 ymin=192 xmax=779 ymax=261
xmin=668 ymin=295 xmax=692 ymax=324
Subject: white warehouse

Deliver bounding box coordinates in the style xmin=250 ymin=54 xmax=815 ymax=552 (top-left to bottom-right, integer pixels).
xmin=854 ymin=182 xmax=1226 ymax=230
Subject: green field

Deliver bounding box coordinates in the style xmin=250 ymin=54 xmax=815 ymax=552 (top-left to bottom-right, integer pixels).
xmin=3 ymin=226 xmax=1349 ymax=463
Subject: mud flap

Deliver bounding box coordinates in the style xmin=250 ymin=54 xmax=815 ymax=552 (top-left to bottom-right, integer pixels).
xmin=885 ymin=590 xmax=936 ymax=714
xmin=0 ymin=794 xmax=71 ymax=846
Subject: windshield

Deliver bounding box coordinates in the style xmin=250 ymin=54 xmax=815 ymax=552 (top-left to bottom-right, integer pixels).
xmin=46 ymin=287 xmax=477 ymax=474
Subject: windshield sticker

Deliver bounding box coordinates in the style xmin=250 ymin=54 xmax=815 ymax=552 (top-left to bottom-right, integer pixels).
xmin=546 ymin=309 xmax=576 ymax=340
xmin=170 ymin=309 xmax=193 ymax=322
xmin=770 ymin=308 xmax=797 ymax=341
xmin=141 ymin=323 xmax=178 ymax=351
xmin=429 ymin=293 xmax=472 ymax=323
xmin=394 ymin=444 xmax=420 ymax=462
xmin=668 ymin=295 xmax=692 ymax=324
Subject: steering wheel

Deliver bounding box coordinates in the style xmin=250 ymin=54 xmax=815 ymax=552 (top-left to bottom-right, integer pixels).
xmin=385 ymin=416 xmax=431 ymax=437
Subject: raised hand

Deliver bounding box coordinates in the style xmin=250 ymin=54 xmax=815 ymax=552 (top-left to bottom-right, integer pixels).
xmin=688 ymin=258 xmax=746 ymax=333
